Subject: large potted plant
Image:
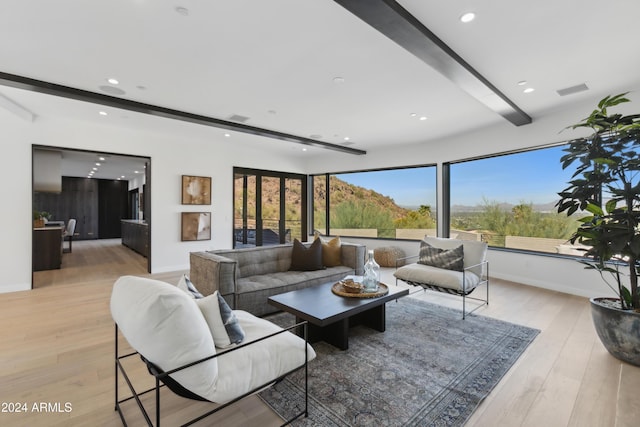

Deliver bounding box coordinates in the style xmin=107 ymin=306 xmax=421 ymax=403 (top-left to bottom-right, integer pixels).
xmin=557 ymin=93 xmax=640 ymax=366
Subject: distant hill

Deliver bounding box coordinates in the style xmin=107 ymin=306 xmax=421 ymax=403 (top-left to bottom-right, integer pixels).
xmin=313 ymin=176 xmax=410 ymax=219
xmin=234 ymin=175 xmax=411 ymax=221
xmin=451 ymin=201 xmax=559 ymax=213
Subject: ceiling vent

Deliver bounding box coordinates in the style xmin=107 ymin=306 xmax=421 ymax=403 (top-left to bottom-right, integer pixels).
xmin=557 ymin=83 xmax=589 ymax=97
xmin=227 ymin=114 xmax=250 ymax=123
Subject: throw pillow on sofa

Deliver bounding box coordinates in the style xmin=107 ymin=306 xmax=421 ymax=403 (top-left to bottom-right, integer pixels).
xmin=289 ymin=238 xmax=323 ymax=271
xmin=314 ymin=234 xmax=342 ymax=267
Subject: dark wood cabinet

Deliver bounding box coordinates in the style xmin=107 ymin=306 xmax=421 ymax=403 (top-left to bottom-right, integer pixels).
xmin=121 ymin=220 xmax=149 ymax=257
xmin=34 ymin=177 xmax=128 ymax=240
xmin=99 ymin=180 xmax=129 ymax=238
xmin=33 ymin=227 xmax=62 ymax=271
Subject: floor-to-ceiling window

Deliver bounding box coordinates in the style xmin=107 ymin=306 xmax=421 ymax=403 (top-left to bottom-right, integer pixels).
xmin=233 ymin=167 xmax=307 ymax=248
xmin=447 ymin=144 xmax=581 ymax=254
xmin=313 ymin=165 xmax=437 ymax=240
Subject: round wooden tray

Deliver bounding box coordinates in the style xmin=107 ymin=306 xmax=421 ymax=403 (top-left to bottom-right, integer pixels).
xmin=331 ymin=282 xmax=389 ymax=298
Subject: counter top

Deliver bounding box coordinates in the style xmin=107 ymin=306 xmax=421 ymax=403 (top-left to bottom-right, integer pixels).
xmin=121 ymin=220 xmax=148 ymax=225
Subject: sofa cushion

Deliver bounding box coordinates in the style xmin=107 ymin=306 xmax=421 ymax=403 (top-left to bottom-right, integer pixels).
xmin=418 ymin=240 xmax=464 ymax=271
xmin=110 ymin=276 xmax=218 ymax=400
xmin=289 ymin=238 xmax=323 ymax=271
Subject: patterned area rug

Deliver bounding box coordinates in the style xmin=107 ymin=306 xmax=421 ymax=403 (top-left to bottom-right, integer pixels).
xmin=259 ymin=297 xmax=539 ymax=426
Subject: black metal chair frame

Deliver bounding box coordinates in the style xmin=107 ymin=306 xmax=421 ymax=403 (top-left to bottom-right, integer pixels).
xmin=114 ymin=321 xmax=310 ymax=427
xmin=395 ymin=256 xmax=490 ymax=319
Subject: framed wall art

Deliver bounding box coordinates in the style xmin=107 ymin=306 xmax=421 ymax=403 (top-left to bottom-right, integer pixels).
xmin=181 ymin=212 xmax=211 ymax=241
xmin=182 ymin=175 xmax=211 ymax=205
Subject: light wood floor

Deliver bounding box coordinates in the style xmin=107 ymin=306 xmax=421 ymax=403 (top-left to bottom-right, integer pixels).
xmin=1 ymin=239 xmax=637 ymax=426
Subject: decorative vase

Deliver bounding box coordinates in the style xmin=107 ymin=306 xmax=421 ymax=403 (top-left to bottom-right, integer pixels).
xmin=33 ymin=219 xmax=45 ymax=228
xmin=590 ymin=297 xmax=640 ymax=366
xmin=363 ymin=249 xmax=380 ymax=292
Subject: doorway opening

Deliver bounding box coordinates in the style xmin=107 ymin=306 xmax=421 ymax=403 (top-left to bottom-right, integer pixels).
xmin=32 ymin=146 xmax=151 ymax=288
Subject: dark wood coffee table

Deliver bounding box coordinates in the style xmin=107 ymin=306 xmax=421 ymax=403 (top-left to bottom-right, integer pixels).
xmin=268 ymin=281 xmax=408 ymax=350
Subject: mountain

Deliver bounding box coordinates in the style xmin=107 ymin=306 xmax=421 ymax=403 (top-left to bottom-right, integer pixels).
xmin=234 ymin=175 xmax=411 ymax=221
xmin=313 ymin=176 xmax=409 ymax=219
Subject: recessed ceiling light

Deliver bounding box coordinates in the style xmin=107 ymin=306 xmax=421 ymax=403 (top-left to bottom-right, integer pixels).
xmin=99 ymin=157 xmax=106 ymax=161
xmin=517 ymin=80 xmax=527 ymax=86
xmin=524 ymin=88 xmax=535 ymax=94
xmin=344 ymin=136 xmax=350 ymax=141
xmin=95 ymin=162 xmax=101 ymax=166
xmin=302 ymin=148 xmax=308 ymax=152
xmin=136 ymin=85 xmax=147 ymax=91
xmin=99 ymin=111 xmax=107 ymax=116
xmin=419 ymin=116 xmax=428 ymax=121
xmin=410 ymin=113 xmax=417 ymax=117
xmin=98 ymin=85 xmax=126 ymax=96
xmin=224 ymin=133 xmax=231 ymax=138
xmin=107 ymin=78 xmax=119 ymax=85
xmin=175 ymin=6 xmax=189 ymax=16
xmin=121 ymin=175 xmax=125 ymax=179
xmin=460 ymin=12 xmax=475 ymax=23
xmin=333 ymin=77 xmax=345 ymax=84
xmin=134 ymin=170 xmax=140 ymax=174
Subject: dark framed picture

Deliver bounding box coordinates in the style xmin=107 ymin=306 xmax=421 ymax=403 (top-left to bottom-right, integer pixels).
xmin=181 ymin=212 xmax=211 ymax=241
xmin=181 ymin=175 xmax=211 ymax=205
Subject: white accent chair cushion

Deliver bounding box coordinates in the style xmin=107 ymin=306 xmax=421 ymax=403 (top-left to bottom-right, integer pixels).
xmin=110 ymin=276 xmax=218 ymax=400
xmin=111 ymin=275 xmax=316 ymax=404
xmin=213 ymin=310 xmax=316 ymax=403
xmin=394 ymin=262 xmax=480 ymax=292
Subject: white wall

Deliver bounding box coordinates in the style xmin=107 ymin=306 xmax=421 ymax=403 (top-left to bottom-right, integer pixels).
xmin=1 ymin=113 xmax=303 ymax=293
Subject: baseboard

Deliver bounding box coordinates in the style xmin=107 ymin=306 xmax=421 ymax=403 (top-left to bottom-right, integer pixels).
xmin=0 ymin=282 xmax=31 ymax=294
xmin=152 ymin=264 xmax=190 ymax=274
xmin=491 ymin=272 xmax=599 ymax=299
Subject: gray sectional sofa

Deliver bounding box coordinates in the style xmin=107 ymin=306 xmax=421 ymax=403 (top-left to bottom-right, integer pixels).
xmin=190 ymin=242 xmax=366 ymax=316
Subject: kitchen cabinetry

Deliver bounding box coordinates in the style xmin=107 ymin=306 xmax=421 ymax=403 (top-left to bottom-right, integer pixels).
xmin=121 ymin=220 xmax=149 ymax=257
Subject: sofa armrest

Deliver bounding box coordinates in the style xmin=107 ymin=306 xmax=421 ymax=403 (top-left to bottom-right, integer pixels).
xmin=189 ymin=252 xmax=237 ymax=297
xmin=340 ymin=242 xmax=366 ymax=275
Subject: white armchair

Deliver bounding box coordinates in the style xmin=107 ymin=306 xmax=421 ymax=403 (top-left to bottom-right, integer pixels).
xmin=110 ymin=275 xmax=315 ymax=426
xmin=394 ymin=236 xmax=489 ymax=319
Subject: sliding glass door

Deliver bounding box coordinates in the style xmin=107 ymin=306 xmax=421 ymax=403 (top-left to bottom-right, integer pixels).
xmin=233 ymin=168 xmax=307 ymax=248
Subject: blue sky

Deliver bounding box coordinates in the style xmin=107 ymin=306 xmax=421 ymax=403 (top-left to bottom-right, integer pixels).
xmin=336 ymin=167 xmax=437 ymax=208
xmin=336 ymin=145 xmax=577 ymax=208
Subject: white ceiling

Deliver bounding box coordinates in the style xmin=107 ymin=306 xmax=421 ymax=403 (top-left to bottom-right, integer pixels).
xmin=2 ymin=0 xmax=640 ymax=174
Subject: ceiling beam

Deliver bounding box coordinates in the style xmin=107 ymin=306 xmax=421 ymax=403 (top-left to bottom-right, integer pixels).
xmin=334 ymin=0 xmax=532 ymax=126
xmin=0 ymin=71 xmax=367 ymax=155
